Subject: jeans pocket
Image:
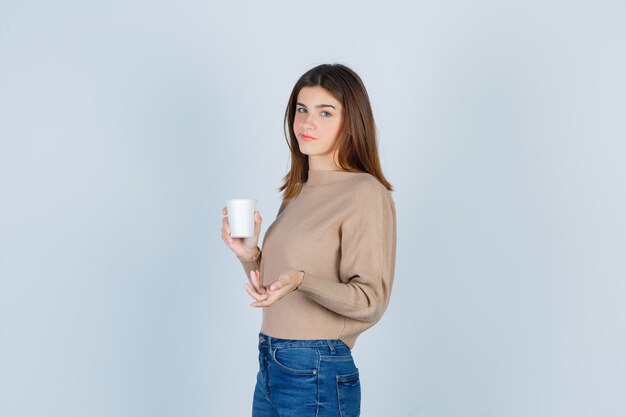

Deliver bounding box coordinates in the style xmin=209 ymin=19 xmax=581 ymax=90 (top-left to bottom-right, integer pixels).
xmin=336 ymin=369 xmax=361 ymax=417
xmin=271 ymin=347 xmax=319 ymax=376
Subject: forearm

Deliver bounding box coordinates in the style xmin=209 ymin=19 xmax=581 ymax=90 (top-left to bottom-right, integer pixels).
xmin=296 ymin=271 xmax=390 ymax=323
xmin=238 ymin=246 xmax=261 ymax=277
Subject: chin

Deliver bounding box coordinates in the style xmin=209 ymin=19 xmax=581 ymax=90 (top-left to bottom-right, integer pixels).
xmin=297 ymin=144 xmax=313 ymax=155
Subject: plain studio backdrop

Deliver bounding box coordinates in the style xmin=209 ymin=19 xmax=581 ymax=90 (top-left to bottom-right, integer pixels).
xmin=1 ymin=1 xmax=625 ymax=416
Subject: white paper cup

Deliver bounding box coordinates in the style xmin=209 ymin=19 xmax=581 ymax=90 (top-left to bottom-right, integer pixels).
xmin=226 ymin=199 xmax=257 ymax=238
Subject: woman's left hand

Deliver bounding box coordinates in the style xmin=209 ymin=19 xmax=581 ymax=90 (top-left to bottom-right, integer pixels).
xmin=244 ymin=269 xmax=304 ymax=307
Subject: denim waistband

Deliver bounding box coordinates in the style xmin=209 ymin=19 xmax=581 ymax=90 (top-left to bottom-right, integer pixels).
xmin=258 ymin=332 xmax=349 ymax=350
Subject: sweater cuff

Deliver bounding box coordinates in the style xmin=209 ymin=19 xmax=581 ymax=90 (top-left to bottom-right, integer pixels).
xmin=237 ymin=247 xmax=261 ymax=262
xmin=295 ymin=270 xmax=322 ymax=294
xmin=292 ymin=270 xmax=305 ymax=290
xmin=237 ymin=248 xmax=261 ymax=277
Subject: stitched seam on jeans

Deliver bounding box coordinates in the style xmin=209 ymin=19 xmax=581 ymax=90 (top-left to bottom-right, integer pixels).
xmin=320 ymin=355 xmax=354 ymax=362
xmin=271 ymin=348 xmax=317 ymax=375
xmin=315 ymin=348 xmax=321 ymax=417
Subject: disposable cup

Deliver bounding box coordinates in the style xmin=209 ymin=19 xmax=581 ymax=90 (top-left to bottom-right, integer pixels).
xmin=226 ymin=199 xmax=257 ymax=238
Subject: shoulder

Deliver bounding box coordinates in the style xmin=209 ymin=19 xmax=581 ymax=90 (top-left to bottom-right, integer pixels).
xmin=345 ymin=172 xmax=393 ymax=198
xmin=341 ymin=173 xmax=396 ymax=230
xmin=343 ymin=172 xmax=395 ymax=210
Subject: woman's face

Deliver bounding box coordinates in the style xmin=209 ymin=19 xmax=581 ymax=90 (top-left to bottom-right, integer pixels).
xmin=293 ymin=86 xmax=344 ymax=170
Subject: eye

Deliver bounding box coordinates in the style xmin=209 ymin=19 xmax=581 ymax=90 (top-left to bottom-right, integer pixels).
xmin=296 ymin=107 xmax=307 ymax=113
xmin=321 ymin=111 xmax=332 ymax=117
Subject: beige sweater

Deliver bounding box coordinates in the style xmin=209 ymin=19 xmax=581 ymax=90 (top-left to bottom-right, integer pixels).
xmin=238 ymin=169 xmax=396 ymax=348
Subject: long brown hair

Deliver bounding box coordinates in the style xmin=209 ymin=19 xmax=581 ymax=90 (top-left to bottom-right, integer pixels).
xmin=278 ymin=63 xmax=393 ymax=200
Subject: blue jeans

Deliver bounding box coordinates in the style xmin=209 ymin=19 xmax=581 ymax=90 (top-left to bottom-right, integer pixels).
xmin=252 ymin=332 xmax=361 ymax=417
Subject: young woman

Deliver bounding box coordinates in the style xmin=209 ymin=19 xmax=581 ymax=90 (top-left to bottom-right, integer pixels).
xmin=221 ymin=63 xmax=396 ymax=417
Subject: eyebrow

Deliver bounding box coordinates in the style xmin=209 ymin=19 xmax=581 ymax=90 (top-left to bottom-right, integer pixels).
xmin=296 ymin=102 xmax=336 ymax=110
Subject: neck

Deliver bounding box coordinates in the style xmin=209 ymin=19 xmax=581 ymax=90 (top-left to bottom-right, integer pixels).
xmin=306 ymin=168 xmax=359 ymax=186
xmin=308 ymin=154 xmax=341 ymax=171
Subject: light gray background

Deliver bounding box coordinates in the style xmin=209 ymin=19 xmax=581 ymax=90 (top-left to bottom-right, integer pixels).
xmin=1 ymin=1 xmax=625 ymax=416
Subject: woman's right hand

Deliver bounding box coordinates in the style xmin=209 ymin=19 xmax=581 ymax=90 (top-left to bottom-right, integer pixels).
xmin=221 ymin=206 xmax=263 ymax=259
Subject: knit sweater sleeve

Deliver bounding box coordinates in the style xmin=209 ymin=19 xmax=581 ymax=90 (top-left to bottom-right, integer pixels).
xmin=296 ymin=182 xmax=397 ymax=323
xmin=237 ymin=199 xmax=289 ymax=278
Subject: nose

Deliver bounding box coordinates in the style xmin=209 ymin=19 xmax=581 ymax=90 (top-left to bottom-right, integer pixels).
xmin=302 ymin=113 xmax=315 ymax=131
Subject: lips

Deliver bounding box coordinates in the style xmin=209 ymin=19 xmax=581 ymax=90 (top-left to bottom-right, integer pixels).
xmin=301 ymin=134 xmax=316 ymax=142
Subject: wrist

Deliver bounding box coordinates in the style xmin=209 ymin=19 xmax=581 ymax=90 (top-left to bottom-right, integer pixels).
xmin=239 ymin=246 xmax=260 ymax=261
xmin=292 ymin=270 xmax=304 ymax=290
